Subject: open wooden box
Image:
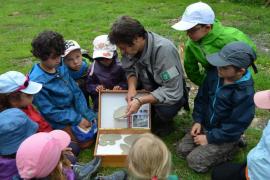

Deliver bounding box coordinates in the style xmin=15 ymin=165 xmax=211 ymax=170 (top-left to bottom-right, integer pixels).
xmin=94 ymin=90 xmax=151 ymax=167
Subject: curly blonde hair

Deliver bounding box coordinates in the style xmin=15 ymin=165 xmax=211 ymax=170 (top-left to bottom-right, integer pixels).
xmin=128 ymin=133 xmax=172 ymax=180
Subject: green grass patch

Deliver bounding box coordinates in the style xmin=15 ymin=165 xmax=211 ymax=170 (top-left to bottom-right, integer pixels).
xmin=0 ymin=0 xmax=269 ymax=179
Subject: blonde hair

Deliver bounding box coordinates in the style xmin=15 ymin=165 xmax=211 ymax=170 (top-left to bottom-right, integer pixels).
xmin=48 ymin=152 xmax=71 ymax=180
xmin=128 ymin=133 xmax=172 ymax=180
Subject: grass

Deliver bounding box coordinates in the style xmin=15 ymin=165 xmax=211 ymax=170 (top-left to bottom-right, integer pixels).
xmin=0 ymin=0 xmax=269 ymax=179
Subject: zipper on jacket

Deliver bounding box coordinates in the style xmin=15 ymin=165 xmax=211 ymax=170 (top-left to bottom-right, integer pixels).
xmin=209 ymin=77 xmax=220 ymax=125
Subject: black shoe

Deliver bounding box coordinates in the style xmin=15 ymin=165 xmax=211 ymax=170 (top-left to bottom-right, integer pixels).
xmin=73 ymin=157 xmax=101 ymax=180
xmin=94 ymin=170 xmax=127 ymax=180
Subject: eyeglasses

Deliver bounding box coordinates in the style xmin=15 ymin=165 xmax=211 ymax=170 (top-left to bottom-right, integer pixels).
xmin=16 ymin=74 xmax=30 ymax=92
xmin=187 ymin=25 xmax=203 ymax=34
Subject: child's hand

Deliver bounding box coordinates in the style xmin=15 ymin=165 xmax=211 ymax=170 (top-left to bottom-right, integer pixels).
xmin=190 ymin=123 xmax=201 ymax=137
xmin=96 ymin=85 xmax=105 ymax=92
xmin=79 ymin=118 xmax=92 ymax=130
xmin=194 ymin=135 xmax=208 ymax=145
xmin=113 ymin=86 xmax=122 ymax=90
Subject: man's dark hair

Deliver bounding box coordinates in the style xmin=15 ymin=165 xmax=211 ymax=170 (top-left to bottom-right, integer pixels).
xmin=109 ymin=16 xmax=147 ymax=46
xmin=31 ymin=31 xmax=65 ymax=61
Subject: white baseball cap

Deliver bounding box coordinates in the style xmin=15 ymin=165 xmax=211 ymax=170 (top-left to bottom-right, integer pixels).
xmin=0 ymin=71 xmax=42 ymax=94
xmin=172 ymin=2 xmax=215 ymax=31
xmin=64 ymin=40 xmax=81 ymax=57
xmin=93 ymin=35 xmax=117 ymax=59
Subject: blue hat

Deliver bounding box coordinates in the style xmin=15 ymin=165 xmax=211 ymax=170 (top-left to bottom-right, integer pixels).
xmin=0 ymin=108 xmax=38 ymax=155
xmin=71 ymin=122 xmax=97 ymax=143
xmin=206 ymin=41 xmax=258 ymax=73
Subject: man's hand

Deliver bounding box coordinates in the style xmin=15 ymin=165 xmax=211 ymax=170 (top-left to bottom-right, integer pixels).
xmin=126 ymin=88 xmax=137 ymax=106
xmin=190 ymin=123 xmax=202 ymax=137
xmin=96 ymin=85 xmax=105 ymax=92
xmin=113 ymin=86 xmax=122 ymax=90
xmin=194 ymin=135 xmax=208 ymax=145
xmin=126 ymin=98 xmax=141 ymax=116
xmin=78 ymin=118 xmax=92 ymax=130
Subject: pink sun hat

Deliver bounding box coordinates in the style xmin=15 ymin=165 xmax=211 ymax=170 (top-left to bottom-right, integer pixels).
xmin=16 ymin=130 xmax=71 ymax=179
xmin=254 ymin=90 xmax=270 ymax=109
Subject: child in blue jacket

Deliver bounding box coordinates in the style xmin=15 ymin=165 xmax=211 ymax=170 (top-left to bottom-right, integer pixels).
xmin=63 ymin=40 xmax=90 ymax=107
xmin=29 ymin=31 xmax=97 ymax=149
xmin=212 ymin=89 xmax=270 ymax=180
xmin=177 ymin=41 xmax=257 ymax=172
xmin=0 ymin=108 xmax=38 ymax=179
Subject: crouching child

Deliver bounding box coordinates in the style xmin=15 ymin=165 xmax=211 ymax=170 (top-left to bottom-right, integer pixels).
xmin=177 ymin=41 xmax=257 ymax=172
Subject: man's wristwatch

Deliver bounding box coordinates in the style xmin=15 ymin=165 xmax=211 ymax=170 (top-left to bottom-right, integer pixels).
xmin=132 ymin=97 xmax=142 ymax=106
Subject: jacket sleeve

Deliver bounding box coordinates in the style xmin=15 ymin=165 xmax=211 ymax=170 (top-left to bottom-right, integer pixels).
xmin=231 ymin=28 xmax=257 ymax=53
xmin=184 ymin=44 xmax=206 ymax=86
xmin=117 ymin=67 xmax=128 ymax=89
xmin=69 ymin=74 xmax=96 ymax=122
xmin=121 ymin=56 xmax=137 ymax=79
xmin=86 ymin=72 xmax=100 ymax=96
xmin=150 ymin=45 xmax=184 ymax=104
xmin=33 ymin=88 xmax=82 ymax=128
xmin=206 ymin=92 xmax=255 ymax=144
xmin=192 ymin=73 xmax=209 ymax=124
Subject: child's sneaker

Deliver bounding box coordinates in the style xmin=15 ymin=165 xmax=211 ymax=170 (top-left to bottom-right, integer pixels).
xmin=94 ymin=170 xmax=127 ymax=180
xmin=73 ymin=157 xmax=101 ymax=180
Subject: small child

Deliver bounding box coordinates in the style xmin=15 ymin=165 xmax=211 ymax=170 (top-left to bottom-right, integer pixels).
xmin=16 ymin=130 xmax=101 ymax=180
xmin=128 ymin=133 xmax=178 ymax=180
xmin=177 ymin=41 xmax=257 ymax=172
xmin=0 ymin=108 xmax=38 ymax=179
xmin=0 ymin=71 xmax=80 ymax=163
xmin=212 ymin=90 xmax=270 ymax=180
xmin=16 ymin=130 xmax=74 ymax=179
xmin=0 ymin=71 xmax=52 ymax=132
xmin=29 ymin=30 xmax=97 ymax=149
xmin=95 ymin=133 xmax=178 ymax=180
xmin=246 ymin=90 xmax=270 ymax=179
xmin=172 ymin=2 xmax=256 ymax=86
xmin=87 ymin=34 xmax=127 ymax=112
xmin=64 ymin=40 xmax=90 ymax=106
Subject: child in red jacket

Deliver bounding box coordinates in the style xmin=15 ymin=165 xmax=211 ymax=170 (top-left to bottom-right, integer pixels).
xmin=0 ymin=71 xmax=52 ymax=132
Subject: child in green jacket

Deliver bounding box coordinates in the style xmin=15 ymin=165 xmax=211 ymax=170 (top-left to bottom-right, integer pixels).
xmin=172 ymin=2 xmax=256 ymax=86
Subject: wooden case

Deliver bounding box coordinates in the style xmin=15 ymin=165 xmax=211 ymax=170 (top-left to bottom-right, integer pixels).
xmin=94 ymin=90 xmax=151 ymax=167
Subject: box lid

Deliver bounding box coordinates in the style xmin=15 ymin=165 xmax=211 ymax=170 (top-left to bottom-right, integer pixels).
xmin=98 ymin=90 xmax=151 ymax=130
